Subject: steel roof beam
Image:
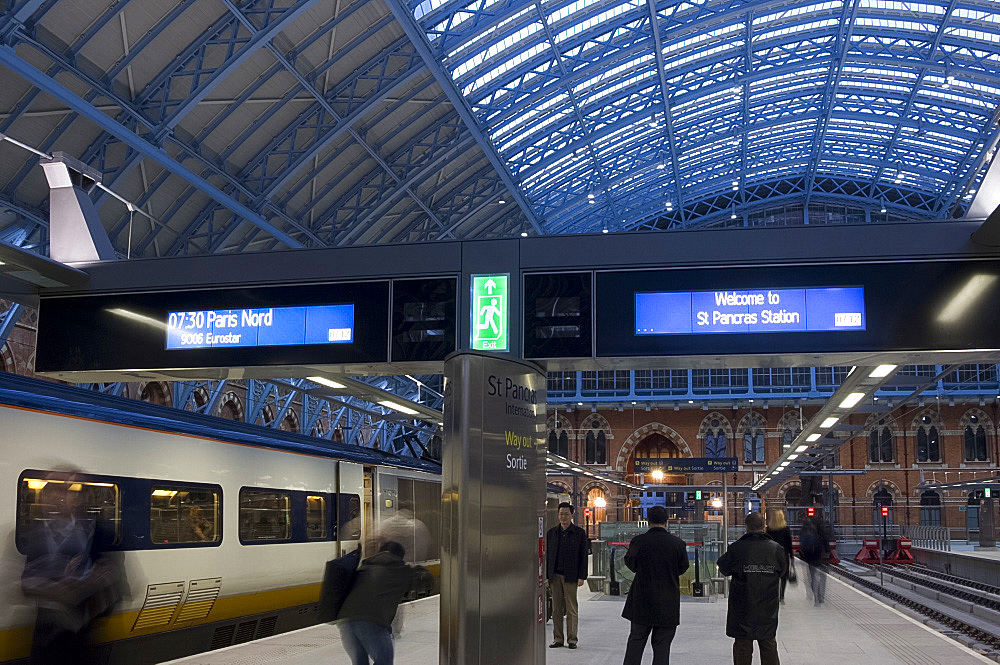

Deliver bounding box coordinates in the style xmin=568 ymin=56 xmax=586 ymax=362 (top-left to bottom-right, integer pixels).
xmin=866 ymin=0 xmax=959 ymax=197
xmin=383 ymin=0 xmax=545 ymax=236
xmin=0 ymin=47 xmax=305 ymax=250
xmin=804 ymin=0 xmax=860 ymax=211
xmin=646 ymin=0 xmax=686 ymax=221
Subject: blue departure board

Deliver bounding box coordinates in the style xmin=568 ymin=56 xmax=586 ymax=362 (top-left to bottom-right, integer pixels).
xmin=166 ymin=304 xmax=354 ymax=349
xmin=635 ymin=287 xmax=864 ymax=335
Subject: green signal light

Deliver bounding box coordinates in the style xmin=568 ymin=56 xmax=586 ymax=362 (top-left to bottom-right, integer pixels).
xmin=695 ymin=490 xmax=702 ymax=500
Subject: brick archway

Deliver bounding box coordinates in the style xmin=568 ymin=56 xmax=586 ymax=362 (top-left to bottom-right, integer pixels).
xmin=615 ymin=423 xmax=693 ymax=473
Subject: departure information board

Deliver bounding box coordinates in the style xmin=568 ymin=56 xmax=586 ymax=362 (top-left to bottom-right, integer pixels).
xmin=166 ymin=304 xmax=354 ymax=349
xmin=635 ymin=287 xmax=865 ymax=335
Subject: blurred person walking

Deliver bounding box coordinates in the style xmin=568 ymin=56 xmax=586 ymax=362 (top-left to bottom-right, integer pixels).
xmin=20 ymin=472 xmax=121 ymax=665
xmin=545 ymin=502 xmax=589 ymax=649
xmin=620 ymin=505 xmax=689 ymax=665
xmin=765 ymin=510 xmax=794 ymax=602
xmin=798 ymin=512 xmax=830 ymax=605
xmin=718 ymin=512 xmax=788 ymax=665
xmin=337 ymin=541 xmax=413 ymax=665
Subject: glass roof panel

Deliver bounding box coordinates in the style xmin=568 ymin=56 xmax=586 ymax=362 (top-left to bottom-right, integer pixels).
xmin=413 ymin=0 xmax=1000 ymax=232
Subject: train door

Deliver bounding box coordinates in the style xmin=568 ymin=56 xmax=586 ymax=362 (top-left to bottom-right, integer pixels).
xmin=363 ymin=467 xmax=375 ymax=555
xmin=337 ymin=462 xmax=364 ymax=556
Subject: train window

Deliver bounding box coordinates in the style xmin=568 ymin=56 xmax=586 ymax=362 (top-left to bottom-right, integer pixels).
xmin=17 ymin=471 xmax=121 ymax=550
xmin=150 ymin=486 xmax=220 ymax=545
xmin=306 ymin=495 xmax=327 ymax=540
xmin=338 ymin=493 xmax=362 ymax=541
xmin=239 ymin=489 xmax=292 ymax=542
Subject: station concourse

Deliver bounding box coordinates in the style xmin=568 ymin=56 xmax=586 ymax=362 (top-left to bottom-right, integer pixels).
xmin=3 ymin=0 xmax=1000 ymax=664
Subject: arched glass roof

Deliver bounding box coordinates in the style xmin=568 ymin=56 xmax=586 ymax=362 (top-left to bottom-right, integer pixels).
xmin=411 ymin=0 xmax=1000 ymax=232
xmin=0 ymin=0 xmax=997 ymax=256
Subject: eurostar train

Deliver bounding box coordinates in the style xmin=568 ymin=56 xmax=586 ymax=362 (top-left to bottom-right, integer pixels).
xmin=0 ymin=373 xmax=441 ymax=664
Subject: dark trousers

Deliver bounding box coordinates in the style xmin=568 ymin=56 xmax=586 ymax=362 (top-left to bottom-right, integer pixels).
xmin=340 ymin=620 xmax=394 ymax=665
xmin=807 ymin=561 xmax=826 ymax=603
xmin=733 ymin=638 xmax=779 ymax=665
xmin=623 ymin=622 xmax=676 ymax=665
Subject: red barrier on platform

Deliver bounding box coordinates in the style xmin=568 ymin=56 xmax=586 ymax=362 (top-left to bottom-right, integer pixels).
xmin=855 ymin=538 xmax=881 ymax=563
xmin=886 ymin=537 xmax=915 ymax=563
xmin=827 ymin=541 xmax=840 ymax=565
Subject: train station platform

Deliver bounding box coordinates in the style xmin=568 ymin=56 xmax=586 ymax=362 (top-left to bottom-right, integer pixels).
xmin=165 ymin=572 xmax=993 ymax=665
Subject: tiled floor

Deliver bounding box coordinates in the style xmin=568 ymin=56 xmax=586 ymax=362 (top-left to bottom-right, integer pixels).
xmin=165 ymin=572 xmax=995 ymax=664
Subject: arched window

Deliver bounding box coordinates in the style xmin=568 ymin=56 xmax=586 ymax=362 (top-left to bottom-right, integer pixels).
xmin=743 ymin=419 xmax=764 ymax=464
xmin=587 ymin=488 xmax=607 ymax=524
xmin=219 ymin=400 xmax=241 ymax=421
xmin=868 ymin=424 xmax=893 ymax=463
xmin=916 ymin=421 xmax=940 ymax=462
xmin=964 ymin=418 xmax=989 ymax=462
xmin=919 ymin=490 xmax=941 ymax=526
xmin=140 ymin=381 xmax=171 ymax=407
xmin=782 ymin=427 xmax=800 ymax=450
xmin=705 ymin=419 xmax=728 ymax=458
xmin=549 ymin=419 xmax=571 ymax=459
xmin=583 ymin=418 xmax=607 ymax=465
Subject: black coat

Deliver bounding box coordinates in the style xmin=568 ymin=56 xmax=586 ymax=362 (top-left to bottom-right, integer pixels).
xmin=337 ymin=551 xmax=413 ymax=628
xmin=546 ymin=523 xmax=589 ymax=584
xmin=717 ymin=532 xmax=788 ymax=640
xmin=766 ymin=526 xmax=793 ymax=560
xmin=621 ymin=527 xmax=689 ymax=627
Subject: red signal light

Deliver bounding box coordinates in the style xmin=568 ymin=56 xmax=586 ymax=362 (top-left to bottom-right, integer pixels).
xmin=584 ymin=507 xmax=591 ymax=517
xmin=881 ymin=506 xmax=889 ymax=517
xmin=806 ymin=507 xmax=815 ymax=517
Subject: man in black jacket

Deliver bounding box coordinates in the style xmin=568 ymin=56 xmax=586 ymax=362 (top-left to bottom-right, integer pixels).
xmin=337 ymin=541 xmax=413 ymax=665
xmin=717 ymin=512 xmax=788 ymax=665
xmin=545 ymin=502 xmax=589 ymax=649
xmin=621 ymin=505 xmax=689 ymax=665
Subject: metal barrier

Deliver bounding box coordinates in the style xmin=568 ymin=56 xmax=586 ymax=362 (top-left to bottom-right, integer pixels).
xmin=900 ymin=525 xmax=951 ymax=551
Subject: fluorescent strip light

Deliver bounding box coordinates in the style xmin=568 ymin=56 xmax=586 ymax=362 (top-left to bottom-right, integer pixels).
xmin=796 ymin=445 xmax=809 ymax=452
xmin=788 ymin=454 xmax=799 ymax=460
xmin=378 ymin=399 xmax=420 ymax=415
xmin=806 ymin=434 xmax=821 ymax=442
xmin=869 ymin=364 xmax=897 ymax=378
xmin=838 ymin=392 xmax=866 ymax=409
xmin=820 ymin=417 xmax=838 ymax=428
xmin=308 ymin=376 xmax=346 ymax=390
xmin=937 ymin=274 xmax=998 ymax=323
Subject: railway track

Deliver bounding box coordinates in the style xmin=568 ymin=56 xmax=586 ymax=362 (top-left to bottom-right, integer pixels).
xmin=827 ymin=562 xmax=1000 ymax=658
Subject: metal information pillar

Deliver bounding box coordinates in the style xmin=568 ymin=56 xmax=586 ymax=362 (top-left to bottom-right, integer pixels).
xmin=442 ymin=352 xmax=547 ymax=665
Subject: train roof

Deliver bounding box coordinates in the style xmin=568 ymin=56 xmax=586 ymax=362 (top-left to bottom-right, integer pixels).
xmin=0 ymin=373 xmax=441 ymax=475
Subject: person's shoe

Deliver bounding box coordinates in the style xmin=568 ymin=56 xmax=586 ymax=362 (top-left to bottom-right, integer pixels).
xmin=549 ymin=643 xmax=563 ymax=648
xmin=568 ymin=644 xmax=578 ymax=650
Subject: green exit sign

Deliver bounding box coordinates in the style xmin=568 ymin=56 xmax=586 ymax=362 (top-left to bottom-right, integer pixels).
xmin=987 ymin=488 xmax=992 ymax=498
xmin=695 ymin=490 xmax=702 ymax=500
xmin=471 ymin=274 xmax=509 ymax=352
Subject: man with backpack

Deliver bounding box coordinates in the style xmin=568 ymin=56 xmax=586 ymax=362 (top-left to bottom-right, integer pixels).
xmin=798 ymin=514 xmax=830 ymax=605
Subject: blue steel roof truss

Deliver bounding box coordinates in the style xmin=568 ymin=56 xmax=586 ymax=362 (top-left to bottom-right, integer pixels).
xmin=405 ymin=0 xmax=1000 ymax=232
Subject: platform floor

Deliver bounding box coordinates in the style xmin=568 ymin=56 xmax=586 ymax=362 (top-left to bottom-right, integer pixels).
xmin=165 ymin=572 xmax=994 ymax=665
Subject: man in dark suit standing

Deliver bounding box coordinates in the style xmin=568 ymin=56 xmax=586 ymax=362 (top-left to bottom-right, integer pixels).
xmin=717 ymin=512 xmax=788 ymax=665
xmin=621 ymin=505 xmax=689 ymax=665
xmin=546 ymin=502 xmax=589 ymax=649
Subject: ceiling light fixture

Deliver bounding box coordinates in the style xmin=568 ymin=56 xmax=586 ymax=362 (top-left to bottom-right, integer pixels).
xmin=308 ymin=376 xmax=346 ymax=390
xmin=869 ymin=364 xmax=897 ymax=378
xmin=820 ymin=417 xmax=838 ymax=428
xmin=838 ymin=392 xmax=866 ymax=409
xmin=378 ymin=399 xmax=420 ymax=415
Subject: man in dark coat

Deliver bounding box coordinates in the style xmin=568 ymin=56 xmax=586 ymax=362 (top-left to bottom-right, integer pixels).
xmin=545 ymin=502 xmax=589 ymax=649
xmin=799 ymin=514 xmax=830 ymax=605
xmin=337 ymin=541 xmax=413 ymax=665
xmin=621 ymin=505 xmax=689 ymax=665
xmin=717 ymin=512 xmax=788 ymax=665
